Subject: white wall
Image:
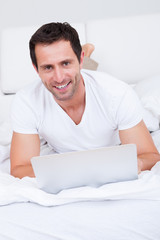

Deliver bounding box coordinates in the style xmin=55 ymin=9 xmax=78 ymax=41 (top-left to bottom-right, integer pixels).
xmin=0 ymin=0 xmax=160 ymax=30
xmin=0 ymin=0 xmax=160 ymax=86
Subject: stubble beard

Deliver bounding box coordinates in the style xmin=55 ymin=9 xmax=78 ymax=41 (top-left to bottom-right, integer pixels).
xmin=46 ymin=74 xmax=81 ymax=102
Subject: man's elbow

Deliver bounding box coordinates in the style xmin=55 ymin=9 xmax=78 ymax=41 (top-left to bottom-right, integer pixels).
xmin=10 ymin=164 xmax=35 ymax=178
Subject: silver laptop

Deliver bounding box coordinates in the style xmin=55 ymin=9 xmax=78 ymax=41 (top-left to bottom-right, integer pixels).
xmin=31 ymin=144 xmax=138 ymax=194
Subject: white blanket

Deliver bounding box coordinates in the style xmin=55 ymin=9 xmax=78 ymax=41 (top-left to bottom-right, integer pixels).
xmin=0 ymin=161 xmax=160 ymax=207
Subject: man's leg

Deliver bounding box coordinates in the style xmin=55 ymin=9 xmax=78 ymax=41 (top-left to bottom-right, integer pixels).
xmin=82 ymin=43 xmax=98 ymax=71
xmin=82 ymin=43 xmax=95 ymax=57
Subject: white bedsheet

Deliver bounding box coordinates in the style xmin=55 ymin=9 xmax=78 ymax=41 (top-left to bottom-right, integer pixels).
xmin=1 ymin=199 xmax=160 ymax=240
xmin=0 ymin=160 xmax=160 ymax=240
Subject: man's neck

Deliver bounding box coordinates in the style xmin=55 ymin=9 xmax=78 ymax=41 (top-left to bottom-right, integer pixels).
xmin=55 ymin=77 xmax=86 ymax=125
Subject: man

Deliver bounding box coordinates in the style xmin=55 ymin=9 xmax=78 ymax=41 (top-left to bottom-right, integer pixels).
xmin=10 ymin=22 xmax=160 ymax=178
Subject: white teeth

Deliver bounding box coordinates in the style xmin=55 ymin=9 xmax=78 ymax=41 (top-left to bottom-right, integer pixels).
xmin=55 ymin=83 xmax=68 ymax=89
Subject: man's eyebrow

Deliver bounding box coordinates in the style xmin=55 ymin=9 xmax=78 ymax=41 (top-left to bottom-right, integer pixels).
xmin=61 ymin=58 xmax=73 ymax=63
xmin=39 ymin=64 xmax=53 ymax=69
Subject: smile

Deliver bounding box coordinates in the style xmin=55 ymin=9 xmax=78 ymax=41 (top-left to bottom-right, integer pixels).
xmin=55 ymin=82 xmax=70 ymax=90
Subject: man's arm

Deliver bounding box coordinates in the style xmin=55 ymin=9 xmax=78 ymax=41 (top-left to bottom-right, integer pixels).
xmin=10 ymin=132 xmax=40 ymax=178
xmin=119 ymin=120 xmax=160 ymax=173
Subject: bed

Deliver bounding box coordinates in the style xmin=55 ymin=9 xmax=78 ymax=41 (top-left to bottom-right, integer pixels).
xmin=0 ymin=13 xmax=160 ymax=239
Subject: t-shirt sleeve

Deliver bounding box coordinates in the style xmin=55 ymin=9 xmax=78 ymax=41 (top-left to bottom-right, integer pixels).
xmin=114 ymin=85 xmax=143 ymax=130
xmin=10 ymin=90 xmax=39 ymax=134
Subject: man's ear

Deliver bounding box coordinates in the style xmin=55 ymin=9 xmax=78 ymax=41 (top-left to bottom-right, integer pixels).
xmin=32 ymin=63 xmax=38 ymax=73
xmin=80 ymin=51 xmax=85 ymax=70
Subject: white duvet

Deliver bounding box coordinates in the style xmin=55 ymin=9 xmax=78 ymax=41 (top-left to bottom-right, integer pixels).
xmin=0 ymin=157 xmax=160 ymax=207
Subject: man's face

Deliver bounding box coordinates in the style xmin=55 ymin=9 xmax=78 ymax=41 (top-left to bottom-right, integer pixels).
xmin=34 ymin=40 xmax=84 ymax=102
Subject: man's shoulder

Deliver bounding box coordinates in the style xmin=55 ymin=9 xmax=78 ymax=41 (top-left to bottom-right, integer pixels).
xmin=81 ymin=69 xmax=129 ymax=94
xmin=81 ymin=69 xmax=111 ymax=80
xmin=15 ymin=78 xmax=46 ymax=100
xmin=17 ymin=78 xmax=42 ymax=93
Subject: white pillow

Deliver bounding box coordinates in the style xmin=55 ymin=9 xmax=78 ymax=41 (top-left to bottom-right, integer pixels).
xmin=142 ymin=108 xmax=159 ymax=132
xmin=134 ymin=75 xmax=160 ymax=130
xmin=134 ymin=75 xmax=160 ymax=98
xmin=0 ymin=119 xmax=12 ymax=163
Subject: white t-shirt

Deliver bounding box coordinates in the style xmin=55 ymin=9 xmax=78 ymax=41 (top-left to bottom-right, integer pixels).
xmin=11 ymin=70 xmax=142 ymax=153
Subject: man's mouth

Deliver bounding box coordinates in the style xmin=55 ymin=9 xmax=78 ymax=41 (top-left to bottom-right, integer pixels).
xmin=55 ymin=81 xmax=71 ymax=90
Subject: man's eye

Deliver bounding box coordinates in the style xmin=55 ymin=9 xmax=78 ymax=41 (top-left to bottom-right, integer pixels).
xmin=63 ymin=62 xmax=69 ymax=66
xmin=45 ymin=65 xmax=52 ymax=70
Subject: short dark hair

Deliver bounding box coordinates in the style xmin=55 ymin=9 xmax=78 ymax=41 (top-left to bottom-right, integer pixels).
xmin=29 ymin=22 xmax=82 ymax=69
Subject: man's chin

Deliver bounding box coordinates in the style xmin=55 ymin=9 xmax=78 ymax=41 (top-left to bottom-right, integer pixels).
xmin=52 ymin=92 xmax=74 ymax=102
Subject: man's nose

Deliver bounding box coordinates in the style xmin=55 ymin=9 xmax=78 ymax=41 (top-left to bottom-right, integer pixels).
xmin=54 ymin=67 xmax=64 ymax=83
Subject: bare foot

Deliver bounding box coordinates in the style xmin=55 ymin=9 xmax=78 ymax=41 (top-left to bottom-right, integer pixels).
xmin=82 ymin=43 xmax=95 ymax=57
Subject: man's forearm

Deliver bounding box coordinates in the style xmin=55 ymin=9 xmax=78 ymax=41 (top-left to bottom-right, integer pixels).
xmin=11 ymin=164 xmax=35 ymax=178
xmin=138 ymin=152 xmax=160 ymax=172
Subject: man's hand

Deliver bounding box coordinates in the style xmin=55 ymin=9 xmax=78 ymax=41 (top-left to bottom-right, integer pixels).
xmin=119 ymin=120 xmax=160 ymax=172
xmin=137 ymin=157 xmax=143 ymax=174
